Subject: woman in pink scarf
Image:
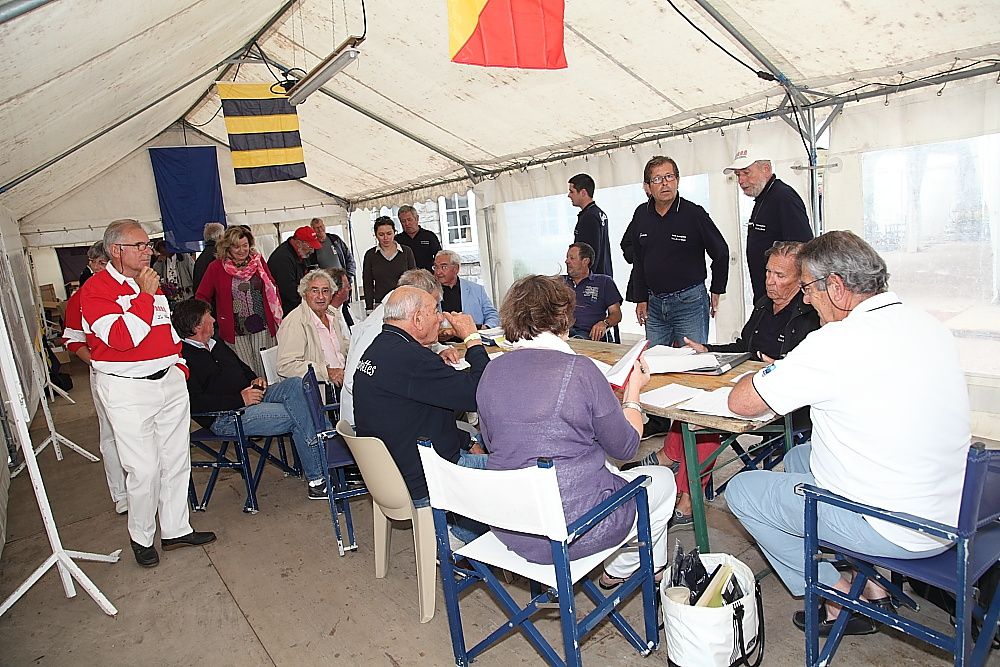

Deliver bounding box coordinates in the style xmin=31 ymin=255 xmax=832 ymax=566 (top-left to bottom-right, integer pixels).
xmin=196 ymin=226 xmax=283 ymax=378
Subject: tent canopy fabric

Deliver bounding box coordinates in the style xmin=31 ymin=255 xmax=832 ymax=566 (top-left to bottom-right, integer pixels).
xmin=1 ymin=0 xmax=999 ymax=224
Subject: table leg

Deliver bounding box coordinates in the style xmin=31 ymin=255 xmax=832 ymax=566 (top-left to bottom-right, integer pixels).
xmin=681 ymin=424 xmax=710 ymax=552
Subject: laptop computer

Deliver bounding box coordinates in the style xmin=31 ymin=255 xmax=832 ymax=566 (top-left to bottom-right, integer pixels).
xmin=685 ymin=351 xmax=753 ymax=376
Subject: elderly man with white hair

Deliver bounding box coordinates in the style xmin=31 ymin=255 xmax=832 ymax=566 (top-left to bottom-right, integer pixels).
xmin=432 ymin=249 xmax=499 ymax=333
xmin=724 ymin=147 xmax=813 ymax=301
xmin=725 ymin=231 xmax=971 ymax=637
xmin=276 ymin=267 xmax=351 ymax=386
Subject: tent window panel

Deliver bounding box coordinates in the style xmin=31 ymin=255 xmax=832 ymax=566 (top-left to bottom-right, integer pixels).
xmin=439 ymin=191 xmax=477 ymax=248
xmin=861 ymin=133 xmax=1000 ymax=377
xmin=498 ymin=175 xmax=716 ymax=339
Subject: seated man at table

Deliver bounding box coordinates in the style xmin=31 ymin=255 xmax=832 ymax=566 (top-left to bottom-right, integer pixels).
xmin=633 ymin=241 xmax=821 ymax=524
xmin=432 ymin=250 xmax=499 ymax=335
xmin=564 ymin=242 xmax=622 ymax=341
xmin=353 ymin=286 xmax=489 ymax=539
xmin=340 ymin=269 xmax=460 ymax=427
xmin=726 ymin=231 xmax=971 ymax=636
xmin=173 ymin=298 xmax=328 ymax=501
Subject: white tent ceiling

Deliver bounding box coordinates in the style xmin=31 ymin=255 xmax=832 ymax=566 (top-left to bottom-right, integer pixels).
xmin=2 ymin=0 xmax=999 ymax=219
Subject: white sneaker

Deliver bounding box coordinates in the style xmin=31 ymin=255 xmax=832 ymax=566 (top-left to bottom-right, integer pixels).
xmin=115 ymin=498 xmax=128 ymax=515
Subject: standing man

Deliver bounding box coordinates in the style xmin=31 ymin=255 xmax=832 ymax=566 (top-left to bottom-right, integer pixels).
xmin=726 ymin=231 xmax=970 ymax=635
xmin=568 ymin=174 xmax=613 ymax=277
xmin=724 ymin=148 xmax=812 ymax=302
xmin=62 ymin=241 xmax=127 ymax=515
xmin=395 ymin=205 xmax=442 ymax=272
xmin=564 ymin=242 xmax=622 ymax=341
xmin=81 ymin=219 xmax=215 ymax=568
xmin=309 ymin=217 xmax=357 ymax=326
xmin=630 ymin=156 xmax=729 ymax=347
xmin=267 ymin=225 xmax=321 ymax=313
xmin=192 ymin=222 xmax=225 ymax=292
xmin=432 ymin=250 xmax=499 ymax=329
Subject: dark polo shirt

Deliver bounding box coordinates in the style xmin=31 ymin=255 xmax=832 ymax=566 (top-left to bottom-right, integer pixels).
xmin=395 ymin=227 xmax=442 ymax=272
xmin=565 ymin=273 xmax=622 ymax=336
xmin=746 ymin=175 xmax=812 ymax=301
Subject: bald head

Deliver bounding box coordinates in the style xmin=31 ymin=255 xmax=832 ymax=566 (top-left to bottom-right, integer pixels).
xmin=385 ymin=286 xmax=440 ymax=346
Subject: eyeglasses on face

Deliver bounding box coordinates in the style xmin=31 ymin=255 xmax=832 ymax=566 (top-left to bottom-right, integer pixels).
xmin=648 ymin=174 xmax=678 ymax=185
xmin=799 ymin=275 xmax=828 ymax=295
xmin=116 ymin=241 xmax=155 ymax=251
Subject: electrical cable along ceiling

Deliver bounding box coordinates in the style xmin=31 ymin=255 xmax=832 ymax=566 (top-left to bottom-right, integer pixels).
xmin=2 ymin=0 xmax=999 ymax=219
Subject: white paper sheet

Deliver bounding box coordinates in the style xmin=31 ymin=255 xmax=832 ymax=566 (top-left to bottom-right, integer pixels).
xmin=677 ymin=387 xmax=775 ymax=421
xmin=605 ymin=338 xmax=648 ymax=388
xmin=646 ymin=352 xmax=720 ymax=374
xmin=639 ymin=383 xmax=705 ymax=409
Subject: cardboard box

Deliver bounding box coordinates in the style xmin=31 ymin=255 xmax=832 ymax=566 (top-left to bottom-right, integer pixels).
xmin=40 ymin=284 xmax=57 ymax=301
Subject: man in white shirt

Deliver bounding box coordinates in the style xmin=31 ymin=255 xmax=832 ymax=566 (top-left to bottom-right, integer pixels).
xmin=341 ymin=269 xmax=460 ymax=425
xmin=726 ymin=230 xmax=971 ymax=636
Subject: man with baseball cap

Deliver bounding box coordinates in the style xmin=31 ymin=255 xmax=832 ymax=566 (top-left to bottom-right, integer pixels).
xmin=725 ymin=147 xmax=813 ymax=302
xmin=267 ymin=226 xmax=322 ymax=312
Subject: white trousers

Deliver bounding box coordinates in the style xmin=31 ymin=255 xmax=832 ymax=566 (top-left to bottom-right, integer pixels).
xmin=89 ymin=367 xmax=126 ymax=502
xmin=94 ymin=367 xmax=193 ymax=547
xmin=605 ymin=465 xmax=677 ymax=579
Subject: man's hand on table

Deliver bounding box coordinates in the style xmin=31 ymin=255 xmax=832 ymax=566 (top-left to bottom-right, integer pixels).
xmin=438 ymin=347 xmax=462 ymax=364
xmin=682 ymin=337 xmax=708 ymax=353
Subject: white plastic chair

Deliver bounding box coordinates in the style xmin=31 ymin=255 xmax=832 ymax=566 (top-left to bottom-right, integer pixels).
xmin=417 ymin=438 xmax=659 ymax=666
xmin=336 ymin=420 xmax=437 ymax=623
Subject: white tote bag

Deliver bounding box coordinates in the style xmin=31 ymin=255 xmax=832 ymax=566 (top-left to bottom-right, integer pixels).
xmin=661 ymin=553 xmax=764 ymax=667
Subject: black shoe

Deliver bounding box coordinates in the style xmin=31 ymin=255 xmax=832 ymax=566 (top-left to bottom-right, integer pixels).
xmin=161 ymin=531 xmax=217 ymax=551
xmin=131 ymin=539 xmax=159 ymax=568
xmin=792 ymin=605 xmax=877 ymax=636
xmin=641 ymin=415 xmax=672 ymax=440
xmin=307 ymin=481 xmax=328 ymax=500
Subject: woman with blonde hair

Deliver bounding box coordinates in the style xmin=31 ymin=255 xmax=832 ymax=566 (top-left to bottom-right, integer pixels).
xmin=196 ymin=226 xmax=282 ymax=378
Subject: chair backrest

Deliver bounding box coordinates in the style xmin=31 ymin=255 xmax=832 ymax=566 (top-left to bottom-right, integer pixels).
xmin=957 ymin=442 xmax=1000 ymax=535
xmin=416 ymin=439 xmax=569 ymax=541
xmin=260 ymin=345 xmax=279 ymax=384
xmin=302 ymin=365 xmax=353 ymax=465
xmin=336 ymin=420 xmax=413 ymax=516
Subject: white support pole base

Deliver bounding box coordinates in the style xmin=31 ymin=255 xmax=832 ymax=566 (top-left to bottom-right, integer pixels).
xmin=0 ymin=549 xmax=122 ymax=618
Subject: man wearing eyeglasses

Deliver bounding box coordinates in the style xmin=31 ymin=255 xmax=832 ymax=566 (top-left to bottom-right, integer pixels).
xmin=725 ymin=231 xmax=970 ymax=637
xmin=628 ymin=155 xmax=729 ymax=347
xmin=724 ymin=147 xmax=813 ymax=302
xmin=81 ymin=219 xmax=215 ymax=568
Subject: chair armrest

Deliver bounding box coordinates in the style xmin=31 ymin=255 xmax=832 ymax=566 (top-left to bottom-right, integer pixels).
xmin=566 ymin=475 xmax=652 ymax=542
xmin=797 ymin=483 xmax=959 ymax=541
xmin=191 ymin=407 xmax=247 ymax=419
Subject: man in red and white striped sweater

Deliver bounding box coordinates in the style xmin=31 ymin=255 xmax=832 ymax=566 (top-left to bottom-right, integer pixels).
xmin=80 ymin=219 xmax=215 ymax=568
xmin=62 ymin=241 xmax=127 ymax=514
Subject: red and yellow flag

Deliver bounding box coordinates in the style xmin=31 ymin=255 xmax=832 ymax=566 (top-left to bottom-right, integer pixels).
xmin=448 ymin=0 xmax=567 ymax=70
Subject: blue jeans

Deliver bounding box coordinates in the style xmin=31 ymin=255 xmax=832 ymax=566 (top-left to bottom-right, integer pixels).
xmin=211 ymin=377 xmax=325 ymax=482
xmin=413 ymin=450 xmax=489 ymax=544
xmin=645 ymin=283 xmax=708 ymax=347
xmin=725 ymin=444 xmax=950 ymax=596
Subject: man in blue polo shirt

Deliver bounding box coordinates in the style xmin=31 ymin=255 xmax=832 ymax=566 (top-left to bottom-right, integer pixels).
xmin=630 ymin=156 xmax=729 ymax=347
xmin=564 ymin=242 xmax=622 ymax=341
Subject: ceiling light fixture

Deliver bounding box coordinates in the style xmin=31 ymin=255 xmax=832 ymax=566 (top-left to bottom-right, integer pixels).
xmin=287 ymin=35 xmax=364 ymax=106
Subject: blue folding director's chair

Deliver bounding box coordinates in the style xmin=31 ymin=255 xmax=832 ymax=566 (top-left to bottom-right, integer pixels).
xmin=801 ymin=442 xmax=1000 ymax=666
xmin=302 ymin=365 xmax=368 ymax=556
xmin=417 ymin=438 xmax=659 ymax=667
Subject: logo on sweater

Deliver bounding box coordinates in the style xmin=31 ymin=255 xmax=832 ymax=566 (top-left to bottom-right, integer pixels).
xmin=670 ymin=234 xmax=688 ymax=242
xmin=357 ymin=359 xmax=376 ymax=376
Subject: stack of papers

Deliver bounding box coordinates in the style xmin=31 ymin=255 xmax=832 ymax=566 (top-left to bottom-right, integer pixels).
xmin=677 ymin=387 xmax=775 ymax=421
xmin=639 ymin=383 xmax=704 ymax=409
xmin=644 ymin=345 xmax=720 ymax=374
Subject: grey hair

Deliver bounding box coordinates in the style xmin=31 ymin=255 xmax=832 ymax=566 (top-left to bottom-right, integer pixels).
xmin=398 ymin=268 xmax=440 ymax=297
xmin=103 ymin=219 xmax=142 ymax=249
xmin=87 ymin=241 xmax=109 ymax=262
xmin=203 ymin=222 xmax=225 ymax=242
xmin=798 ymin=231 xmax=889 ymax=295
xmin=383 ymin=286 xmax=426 ymax=321
xmin=764 ymin=240 xmax=803 ymax=261
xmin=434 ymin=249 xmax=461 ymax=267
xmin=397 ymin=204 xmax=418 ymax=219
xmin=297 ymin=268 xmax=337 ymax=298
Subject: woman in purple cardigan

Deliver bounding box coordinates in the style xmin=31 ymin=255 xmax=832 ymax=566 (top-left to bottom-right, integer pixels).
xmin=477 ymin=275 xmax=676 ymax=587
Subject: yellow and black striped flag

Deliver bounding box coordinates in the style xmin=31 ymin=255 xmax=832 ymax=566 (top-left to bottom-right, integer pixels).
xmin=217 ymin=82 xmax=306 ymax=184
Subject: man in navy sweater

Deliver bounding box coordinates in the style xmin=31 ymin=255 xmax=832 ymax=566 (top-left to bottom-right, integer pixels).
xmin=629 ymin=156 xmax=729 ymax=347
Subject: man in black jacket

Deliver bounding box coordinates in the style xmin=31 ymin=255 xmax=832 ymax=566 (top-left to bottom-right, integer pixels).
xmin=192 ymin=222 xmax=225 ymax=292
xmin=684 ymin=241 xmax=820 ymax=361
xmin=353 ymin=286 xmax=488 ymax=504
xmin=267 ymin=226 xmax=321 ymax=312
xmin=173 ymin=298 xmax=327 ymax=500
xmin=568 ymin=173 xmax=613 ymax=277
